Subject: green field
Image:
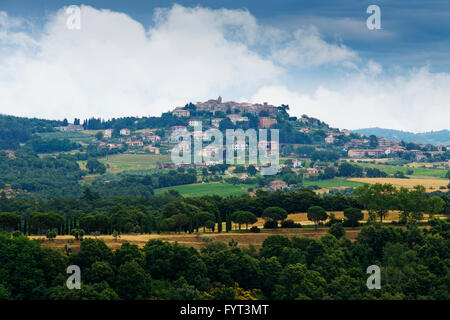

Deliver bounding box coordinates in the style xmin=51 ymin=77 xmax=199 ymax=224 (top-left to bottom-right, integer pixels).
xmin=354 ymin=162 xmax=447 ymax=178
xmin=98 ymin=153 xmax=171 ymax=173
xmin=302 ymin=177 xmax=364 ymax=188
xmin=37 ymin=130 xmax=96 ymax=143
xmin=154 ymin=182 xmax=255 ymax=197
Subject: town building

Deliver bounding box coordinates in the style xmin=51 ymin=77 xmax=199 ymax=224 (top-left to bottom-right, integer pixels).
xmin=172 ymin=107 xmax=190 ymax=117
xmin=267 ymin=180 xmax=288 ymax=191
xmin=258 ymin=117 xmax=277 ymax=129
xmin=120 ymin=128 xmax=131 ymax=136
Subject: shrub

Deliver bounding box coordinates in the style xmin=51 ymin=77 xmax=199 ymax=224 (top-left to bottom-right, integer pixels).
xmin=280 ymin=220 xmax=302 ymax=228
xmin=249 ymin=226 xmax=260 ymax=233
xmin=328 ymin=223 xmax=345 ymax=239
xmin=263 ymin=220 xmax=278 ymax=229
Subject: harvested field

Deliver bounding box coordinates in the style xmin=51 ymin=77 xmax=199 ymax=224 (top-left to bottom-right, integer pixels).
xmin=347 ymin=177 xmax=449 ymax=191
xmin=31 ymin=228 xmax=362 ymax=253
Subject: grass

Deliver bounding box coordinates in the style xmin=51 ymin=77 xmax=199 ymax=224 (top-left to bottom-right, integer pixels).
xmin=354 ymin=162 xmax=447 ymax=178
xmin=302 ymin=177 xmax=364 ymax=188
xmin=154 ymin=182 xmax=255 ymax=197
xmin=98 ymin=153 xmax=171 ymax=173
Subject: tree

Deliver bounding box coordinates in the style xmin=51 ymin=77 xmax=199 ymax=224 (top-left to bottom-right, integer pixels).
xmin=95 ymin=131 xmax=103 ymax=140
xmin=86 ymin=159 xmax=106 ymax=174
xmin=328 ymin=223 xmax=345 ymax=239
xmin=205 ymin=220 xmax=215 ymax=232
xmin=307 ymin=206 xmax=328 ymax=231
xmin=343 ymin=208 xmax=363 ymax=227
xmin=369 ymin=135 xmax=378 ymax=148
xmin=71 ymin=228 xmax=85 ymax=240
xmin=261 ymin=207 xmax=288 ymax=228
xmin=231 ymin=211 xmax=257 ymax=231
xmin=115 ymin=260 xmax=151 ymax=300
xmin=0 ymin=212 xmax=20 ymax=231
xmin=172 ymin=213 xmax=189 ymax=233
xmin=354 ymin=183 xmax=398 ymax=222
xmin=247 ymin=165 xmax=257 ymax=176
xmin=196 ymin=211 xmax=216 ymax=232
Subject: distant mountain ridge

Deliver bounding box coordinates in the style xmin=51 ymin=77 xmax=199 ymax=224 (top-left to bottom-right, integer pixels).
xmin=352 ymin=127 xmax=450 ymax=146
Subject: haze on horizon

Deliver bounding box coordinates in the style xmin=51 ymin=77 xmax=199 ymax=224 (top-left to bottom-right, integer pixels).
xmin=0 ymin=1 xmax=449 ymax=133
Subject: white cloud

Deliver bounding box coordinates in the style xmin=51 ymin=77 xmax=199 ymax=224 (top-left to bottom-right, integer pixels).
xmin=271 ymin=26 xmax=358 ymax=68
xmin=250 ymin=66 xmax=450 ymax=132
xmin=0 ymin=5 xmax=282 ymax=120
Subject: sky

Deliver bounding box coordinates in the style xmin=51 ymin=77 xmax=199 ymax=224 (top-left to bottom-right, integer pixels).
xmin=0 ymin=0 xmax=449 ymax=132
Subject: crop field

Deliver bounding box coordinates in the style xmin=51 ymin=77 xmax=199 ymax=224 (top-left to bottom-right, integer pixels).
xmin=33 ymin=210 xmax=445 ymax=253
xmin=98 ymin=153 xmax=171 ymax=173
xmin=154 ymin=182 xmax=255 ymax=197
xmin=302 ymin=177 xmax=364 ymax=188
xmin=31 ymin=228 xmax=362 ymax=252
xmin=354 ymin=162 xmax=447 ymax=178
xmin=347 ymin=177 xmax=449 ymax=191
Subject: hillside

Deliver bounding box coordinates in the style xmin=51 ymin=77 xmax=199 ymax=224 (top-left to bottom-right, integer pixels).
xmin=353 ymin=127 xmax=450 ymax=146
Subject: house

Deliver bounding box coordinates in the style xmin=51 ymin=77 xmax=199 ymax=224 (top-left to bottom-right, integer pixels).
xmin=126 ymin=140 xmax=143 ymax=147
xmin=303 ymin=168 xmax=320 ymax=179
xmin=141 ymin=131 xmax=161 ymax=144
xmin=188 ymin=119 xmax=202 ymax=127
xmin=226 ymin=114 xmax=249 ymax=125
xmin=107 ymin=143 xmax=123 ymax=150
xmin=55 ymin=125 xmax=84 ymax=132
xmin=300 ymin=127 xmax=310 ymax=133
xmin=348 ymin=149 xmax=385 ymax=158
xmin=4 ymin=150 xmax=16 ymax=159
xmin=172 ymin=107 xmax=190 ymax=117
xmin=170 ymin=126 xmax=187 ymax=132
xmin=267 ymin=180 xmax=288 ymax=191
xmin=378 ymin=137 xmax=393 ymax=148
xmin=239 ymin=174 xmax=249 ymax=181
xmin=143 ymin=146 xmax=160 ymax=154
xmin=120 ymin=128 xmax=131 ymax=136
xmin=103 ymin=129 xmax=113 ymax=139
xmin=258 ymin=117 xmax=277 ymax=129
xmin=325 ymin=135 xmax=335 ymax=144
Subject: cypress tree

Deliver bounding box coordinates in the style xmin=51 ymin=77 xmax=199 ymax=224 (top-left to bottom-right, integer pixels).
xmin=217 ymin=213 xmax=222 ymax=233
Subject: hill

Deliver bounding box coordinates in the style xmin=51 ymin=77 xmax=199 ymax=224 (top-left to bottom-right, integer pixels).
xmin=352 ymin=127 xmax=450 ymax=146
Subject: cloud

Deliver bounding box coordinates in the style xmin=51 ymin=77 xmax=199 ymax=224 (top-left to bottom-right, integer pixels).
xmin=271 ymin=26 xmax=358 ymax=68
xmin=0 ymin=5 xmax=282 ymax=120
xmin=250 ymin=66 xmax=450 ymax=132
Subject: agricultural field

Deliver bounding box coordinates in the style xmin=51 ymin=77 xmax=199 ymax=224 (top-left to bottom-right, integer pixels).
xmin=353 ymin=162 xmax=448 ymax=178
xmin=32 ymin=227 xmax=362 ymax=252
xmin=37 ymin=130 xmax=96 ymax=144
xmin=347 ymin=177 xmax=449 ymax=191
xmin=33 ymin=209 xmax=445 ymax=253
xmin=98 ymin=153 xmax=171 ymax=173
xmin=302 ymin=177 xmax=364 ymax=188
xmin=154 ymin=182 xmax=255 ymax=197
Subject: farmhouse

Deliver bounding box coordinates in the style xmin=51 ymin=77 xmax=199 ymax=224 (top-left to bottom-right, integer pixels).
xmin=120 ymin=128 xmax=131 ymax=136
xmin=258 ymin=117 xmax=277 ymax=129
xmin=267 ymin=180 xmax=288 ymax=191
xmin=172 ymin=107 xmax=190 ymax=117
xmin=55 ymin=125 xmax=84 ymax=131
